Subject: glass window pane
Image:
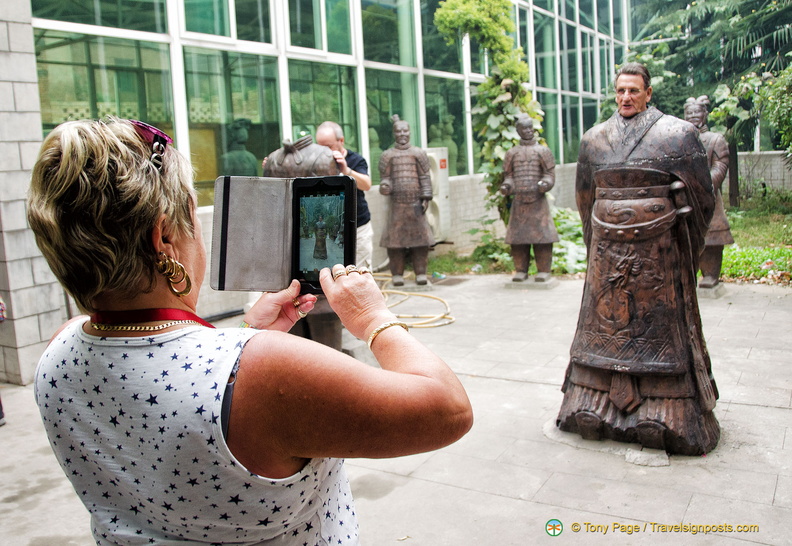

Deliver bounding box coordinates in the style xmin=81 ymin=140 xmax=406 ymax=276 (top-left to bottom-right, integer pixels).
xmin=326 ymin=0 xmax=352 ymax=54
xmin=597 ymin=0 xmax=611 ymax=34
xmin=425 ymin=76 xmax=466 ymax=176
xmin=599 ymin=39 xmax=612 ymax=93
xmin=365 ymin=69 xmax=419 ymax=184
xmin=185 ymin=0 xmax=230 ymax=36
xmin=290 ymin=0 xmax=321 ymax=48
xmin=184 ymin=47 xmax=280 ymax=204
xmin=560 ymin=23 xmax=578 ymax=92
xmin=537 ymin=91 xmax=560 ymax=162
xmin=534 ymin=0 xmax=553 ymax=11
xmin=579 ymin=0 xmax=594 ymax=29
xmin=35 ymin=29 xmax=172 ymax=133
xmin=470 ymin=36 xmax=487 ymax=75
xmin=583 ymin=97 xmax=598 ymax=132
xmin=421 ymin=0 xmax=461 ymax=73
xmin=534 ymin=11 xmax=557 ymax=89
xmin=562 ymin=94 xmax=580 ymax=164
xmin=289 ymin=59 xmax=359 ymax=147
xmin=361 ymin=0 xmax=415 ymax=66
xmin=615 ymin=44 xmax=627 ymax=66
xmin=561 ymin=0 xmax=576 ymax=21
xmin=236 ymin=0 xmax=271 ymax=43
xmin=582 ymin=32 xmax=595 ymax=94
xmin=613 ymin=0 xmax=624 ymax=41
xmin=32 ymin=0 xmax=168 ymax=33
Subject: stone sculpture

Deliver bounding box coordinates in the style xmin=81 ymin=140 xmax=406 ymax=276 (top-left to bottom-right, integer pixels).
xmin=378 ymin=116 xmax=434 ymax=286
xmin=557 ymin=63 xmax=719 ymax=455
xmin=221 ymin=118 xmax=260 ymax=176
xmin=500 ymin=114 xmax=559 ymax=282
xmin=684 ymin=96 xmax=734 ymax=289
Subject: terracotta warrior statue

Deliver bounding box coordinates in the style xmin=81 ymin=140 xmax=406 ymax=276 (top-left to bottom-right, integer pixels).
xmin=378 ymin=115 xmax=434 ymax=286
xmin=557 ymin=63 xmax=718 ymax=455
xmin=684 ymin=96 xmax=734 ymax=289
xmin=221 ymin=118 xmax=260 ymax=176
xmin=500 ymin=114 xmax=559 ymax=282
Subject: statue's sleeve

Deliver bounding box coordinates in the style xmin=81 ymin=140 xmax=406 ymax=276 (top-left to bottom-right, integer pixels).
xmin=416 ymin=149 xmax=433 ymax=199
xmin=502 ymin=148 xmax=515 ymax=186
xmin=379 ymin=149 xmax=393 ymax=184
xmin=539 ymin=147 xmax=556 ymax=191
xmin=575 ymin=135 xmax=596 ymax=248
xmin=709 ymin=133 xmax=729 ymax=191
xmin=676 ymin=128 xmax=715 ymax=263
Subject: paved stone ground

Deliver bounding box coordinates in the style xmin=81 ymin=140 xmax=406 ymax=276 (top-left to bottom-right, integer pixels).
xmin=1 ymin=276 xmax=790 ymax=545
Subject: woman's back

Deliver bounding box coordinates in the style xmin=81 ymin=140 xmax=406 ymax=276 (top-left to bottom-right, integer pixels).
xmin=35 ymin=320 xmax=358 ymax=545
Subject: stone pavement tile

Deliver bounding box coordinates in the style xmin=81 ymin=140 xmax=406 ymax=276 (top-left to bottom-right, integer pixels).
xmin=622 ymin=461 xmax=778 ymax=505
xmin=718 ymin=382 xmax=792 ymax=408
xmin=445 ymin=355 xmax=500 ymax=376
xmin=683 ymin=493 xmax=791 ymax=545
xmin=706 ymin=341 xmax=752 ymax=360
xmin=532 ymin=472 xmax=692 ymax=523
xmin=469 ymin=409 xmax=556 ymax=443
xmin=498 ymin=437 xmax=630 ymax=482
xmin=410 ymin=451 xmax=551 ymax=500
xmin=718 ymin=405 xmax=791 ymax=452
xmin=775 ymin=475 xmax=792 ymax=509
xmin=485 ymin=361 xmax=564 ymax=383
xmin=346 ymin=451 xmax=435 ymax=477
xmin=440 ymin=426 xmax=520 ymax=460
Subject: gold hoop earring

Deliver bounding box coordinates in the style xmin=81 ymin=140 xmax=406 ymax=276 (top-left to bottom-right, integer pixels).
xmin=156 ymin=253 xmax=192 ymax=297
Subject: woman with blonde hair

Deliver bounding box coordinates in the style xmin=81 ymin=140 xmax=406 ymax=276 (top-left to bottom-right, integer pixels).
xmin=28 ymin=117 xmax=472 ymax=545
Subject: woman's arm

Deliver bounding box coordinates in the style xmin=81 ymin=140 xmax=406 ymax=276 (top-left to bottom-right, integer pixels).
xmin=226 ymin=267 xmax=473 ymax=479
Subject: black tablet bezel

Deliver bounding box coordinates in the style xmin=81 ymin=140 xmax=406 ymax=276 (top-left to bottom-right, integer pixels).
xmin=291 ymin=175 xmax=357 ymax=294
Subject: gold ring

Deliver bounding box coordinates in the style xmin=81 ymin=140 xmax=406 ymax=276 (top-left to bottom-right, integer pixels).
xmin=292 ymin=298 xmax=301 ymax=308
xmin=358 ymin=267 xmax=371 ymax=275
xmin=332 ymin=269 xmax=347 ymax=281
xmin=346 ymin=265 xmax=358 ymax=274
xmin=297 ymin=309 xmax=309 ymax=319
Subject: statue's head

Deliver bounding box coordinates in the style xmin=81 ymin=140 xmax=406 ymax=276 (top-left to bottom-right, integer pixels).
xmin=391 ymin=115 xmax=411 ymax=147
xmin=228 ymin=118 xmax=251 ymax=143
xmin=614 ymin=62 xmax=653 ymax=118
xmin=684 ymin=96 xmax=710 ymax=128
xmin=515 ymin=115 xmax=535 ymax=140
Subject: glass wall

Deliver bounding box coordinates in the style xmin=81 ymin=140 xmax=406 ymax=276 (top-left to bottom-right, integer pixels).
xmin=186 ymin=0 xmax=230 ymax=36
xmin=290 ymin=0 xmax=351 ymax=53
xmin=421 ymin=0 xmax=461 ymax=73
xmin=35 ymin=30 xmax=173 ymax=134
xmin=289 ymin=60 xmax=358 ymax=146
xmin=183 ymin=48 xmax=280 ymax=203
xmin=534 ymin=11 xmax=557 ymax=90
xmin=537 ymin=91 xmax=560 ymax=161
xmin=562 ymin=94 xmax=580 ymax=163
xmin=32 ymin=0 xmax=168 ymax=33
xmin=560 ymin=22 xmax=578 ymax=93
xmin=365 ymin=69 xmax=419 ymax=183
xmin=425 ymin=76 xmax=466 ymax=176
xmin=236 ymin=0 xmax=271 ymax=43
xmin=361 ymin=0 xmax=415 ymax=66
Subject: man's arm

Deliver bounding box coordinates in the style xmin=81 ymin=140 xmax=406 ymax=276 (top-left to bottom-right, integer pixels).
xmin=333 ymin=151 xmax=372 ymax=191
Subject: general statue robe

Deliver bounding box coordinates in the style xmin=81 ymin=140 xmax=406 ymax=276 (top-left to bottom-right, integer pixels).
xmin=557 ymin=107 xmax=719 ymax=455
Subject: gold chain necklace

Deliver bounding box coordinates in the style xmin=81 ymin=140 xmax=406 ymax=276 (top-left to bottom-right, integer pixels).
xmin=90 ymin=320 xmax=201 ymax=332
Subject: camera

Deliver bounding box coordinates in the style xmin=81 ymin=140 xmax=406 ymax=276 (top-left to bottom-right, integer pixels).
xmin=211 ymin=175 xmax=357 ymax=294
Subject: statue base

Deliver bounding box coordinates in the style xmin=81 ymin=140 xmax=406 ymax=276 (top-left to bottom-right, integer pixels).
xmin=391 ymin=280 xmax=435 ymax=293
xmin=504 ymin=275 xmax=559 ymax=290
xmin=697 ymin=283 xmax=727 ymax=299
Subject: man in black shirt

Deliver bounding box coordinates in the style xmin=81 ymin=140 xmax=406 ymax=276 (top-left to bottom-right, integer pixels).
xmin=316 ymin=121 xmax=373 ymax=269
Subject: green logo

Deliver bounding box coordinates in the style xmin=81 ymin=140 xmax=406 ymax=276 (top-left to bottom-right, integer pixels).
xmin=546 ymin=519 xmax=563 ymax=536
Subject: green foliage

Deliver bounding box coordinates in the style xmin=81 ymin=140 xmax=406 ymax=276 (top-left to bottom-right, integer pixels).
xmin=551 ymin=208 xmax=587 ymax=274
xmin=434 ymin=0 xmax=542 ymax=223
xmin=757 ymin=60 xmax=792 ymax=161
xmin=721 ymin=245 xmax=792 ymax=283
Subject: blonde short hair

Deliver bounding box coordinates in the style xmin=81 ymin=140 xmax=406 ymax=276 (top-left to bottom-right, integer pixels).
xmin=28 ymin=117 xmax=196 ymax=313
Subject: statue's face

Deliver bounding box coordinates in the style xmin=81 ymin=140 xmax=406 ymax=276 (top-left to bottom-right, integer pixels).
xmin=516 ymin=119 xmax=534 ymax=139
xmin=393 ymin=122 xmax=410 ymax=146
xmin=615 ymin=74 xmax=652 ymax=118
xmin=684 ymin=105 xmax=707 ymax=128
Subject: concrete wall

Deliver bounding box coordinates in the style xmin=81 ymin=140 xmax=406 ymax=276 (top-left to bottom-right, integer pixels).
xmin=738 ymin=151 xmax=792 ymax=191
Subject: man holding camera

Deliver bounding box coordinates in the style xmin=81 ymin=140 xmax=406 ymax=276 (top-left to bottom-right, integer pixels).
xmin=316 ymin=121 xmax=374 ymax=270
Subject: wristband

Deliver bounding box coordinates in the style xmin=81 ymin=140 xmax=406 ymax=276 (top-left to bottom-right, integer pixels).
xmin=367 ymin=321 xmax=409 ymax=349
xmin=239 ymin=320 xmax=254 ymax=328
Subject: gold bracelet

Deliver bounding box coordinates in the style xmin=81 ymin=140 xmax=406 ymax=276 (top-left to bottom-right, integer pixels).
xmin=367 ymin=321 xmax=409 ymax=349
xmin=239 ymin=320 xmax=254 ymax=328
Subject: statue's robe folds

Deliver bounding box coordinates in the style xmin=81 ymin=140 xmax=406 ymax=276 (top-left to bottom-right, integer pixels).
xmin=557 ymin=107 xmax=719 ymax=455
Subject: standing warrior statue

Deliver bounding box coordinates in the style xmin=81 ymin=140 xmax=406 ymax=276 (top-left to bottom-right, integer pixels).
xmin=378 ymin=115 xmax=434 ymax=286
xmin=500 ymin=115 xmax=559 ymax=282
xmin=684 ymin=96 xmax=734 ymax=289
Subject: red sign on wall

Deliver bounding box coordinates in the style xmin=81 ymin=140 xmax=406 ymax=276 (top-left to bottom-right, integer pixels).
xmin=440 ymin=159 xmax=447 ymax=169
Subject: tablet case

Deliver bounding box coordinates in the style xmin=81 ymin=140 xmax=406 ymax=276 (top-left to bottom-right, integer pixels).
xmin=211 ymin=176 xmax=293 ymax=292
